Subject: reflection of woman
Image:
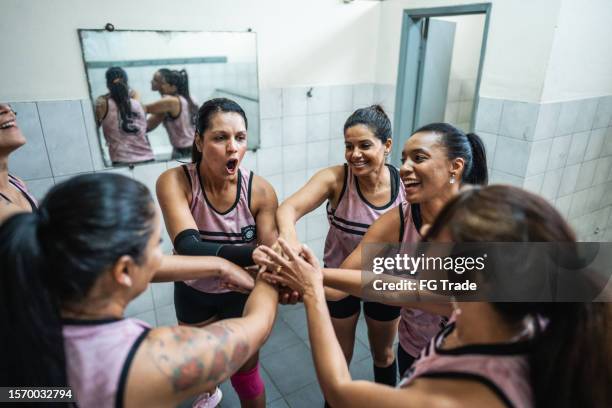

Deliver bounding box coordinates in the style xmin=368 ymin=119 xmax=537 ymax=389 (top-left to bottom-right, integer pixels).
xmin=95 ymin=67 xmax=155 ymax=165
xmin=147 ymin=69 xmax=197 ymax=159
xmin=260 ymin=186 xmax=612 ymax=408
xmin=328 ymin=123 xmax=488 ymax=376
xmin=276 ymin=105 xmax=405 ymax=386
xmin=0 ymin=173 xmax=279 ymax=407
xmin=0 ymin=103 xmax=38 ymax=224
xmin=156 ymin=98 xmax=279 ymax=408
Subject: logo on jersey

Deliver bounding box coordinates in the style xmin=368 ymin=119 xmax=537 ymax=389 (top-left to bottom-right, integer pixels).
xmin=241 ymin=225 xmax=257 ymax=242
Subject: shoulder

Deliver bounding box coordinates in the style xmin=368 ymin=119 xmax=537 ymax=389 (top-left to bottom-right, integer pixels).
xmin=249 ymin=174 xmax=278 ymax=210
xmin=157 ymin=165 xmax=191 ymax=194
xmin=309 ymin=165 xmax=346 ymax=190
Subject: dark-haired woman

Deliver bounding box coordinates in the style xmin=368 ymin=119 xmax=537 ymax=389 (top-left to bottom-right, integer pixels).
xmin=259 ymin=185 xmax=612 ymax=408
xmin=156 ymin=98 xmax=279 ymax=408
xmin=0 ymin=103 xmax=38 ymax=224
xmin=276 ymin=105 xmax=404 ymax=386
xmin=147 ymin=68 xmax=197 ymax=159
xmin=0 ymin=173 xmax=279 ymax=408
xmin=95 ymin=67 xmax=155 ymax=165
xmin=334 ymin=123 xmax=488 ymax=377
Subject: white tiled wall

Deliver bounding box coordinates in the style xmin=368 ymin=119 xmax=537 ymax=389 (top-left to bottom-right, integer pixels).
xmin=444 ymin=77 xmax=477 ymax=131
xmin=475 ymin=95 xmax=612 ymax=242
xmin=7 ymin=83 xmax=381 ymax=326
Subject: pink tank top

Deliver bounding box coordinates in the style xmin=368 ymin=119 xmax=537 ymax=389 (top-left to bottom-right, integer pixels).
xmin=181 ymin=162 xmax=257 ymax=293
xmin=63 ymin=317 xmax=150 ymax=408
xmin=7 ymin=174 xmax=37 ymax=210
xmin=101 ymin=97 xmax=155 ymax=164
xmin=323 ymin=164 xmax=405 ymax=268
xmin=398 ymin=201 xmax=448 ymax=357
xmin=163 ymin=95 xmax=195 ymax=149
xmin=399 ymin=322 xmax=533 ymax=408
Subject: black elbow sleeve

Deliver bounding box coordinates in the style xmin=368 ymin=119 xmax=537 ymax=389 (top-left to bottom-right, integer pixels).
xmin=173 ymin=229 xmax=255 ymax=266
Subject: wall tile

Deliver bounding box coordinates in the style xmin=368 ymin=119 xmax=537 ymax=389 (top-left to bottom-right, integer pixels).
xmin=445 ymin=102 xmax=460 ymax=125
xmin=558 ymin=163 xmax=581 ymax=196
xmin=584 ymin=128 xmax=606 ymax=161
xmin=260 ymin=118 xmax=282 ymax=148
xmin=602 ymin=127 xmax=612 ymax=156
xmin=95 ymin=166 xmax=133 ymax=178
xmin=307 ymin=140 xmax=330 ymax=170
xmin=132 ymin=310 xmax=157 ymax=327
xmin=457 ymin=101 xmax=473 ymax=125
xmin=306 ymin=236 xmax=326 ymax=262
xmin=37 ymin=100 xmax=94 ymax=177
xmin=283 ymin=169 xmax=307 ymax=198
xmin=307 ymin=86 xmax=331 ymax=115
xmin=329 ymin=140 xmax=346 ymax=166
xmin=476 ymin=132 xmax=497 ymax=163
xmin=125 ymin=287 xmax=154 ymax=316
xmin=555 ymin=195 xmax=572 ymax=219
xmin=447 ymin=80 xmax=461 ymax=103
xmin=260 ymin=88 xmax=282 ymax=119
xmin=523 ymin=173 xmax=544 ymax=195
xmin=306 ymin=213 xmax=329 ymax=241
xmin=602 ymin=182 xmax=612 ymax=208
xmin=242 ymin=150 xmax=257 ymax=172
xmin=23 ymin=177 xmax=55 ymax=201
xmin=282 ymin=115 xmax=307 ymax=145
xmin=533 ymin=102 xmax=560 ymax=141
xmin=593 ymin=157 xmax=612 ymax=186
xmin=132 ymin=161 xmax=167 ymax=202
xmin=374 ymin=84 xmax=396 ymax=113
xmin=282 ymin=144 xmax=307 ymax=172
xmin=330 ymin=111 xmax=351 ymax=139
xmin=526 ymin=139 xmax=552 ymax=176
xmin=540 ymin=170 xmax=563 ymax=200
xmin=307 ymin=113 xmax=331 ymax=142
xmin=555 ymin=100 xmax=581 ymax=136
xmin=490 ymin=170 xmax=523 ymax=187
xmin=569 ymin=189 xmax=589 ymax=219
xmin=282 ymin=87 xmax=308 ymax=117
xmin=594 ymin=96 xmax=612 ymax=129
xmin=586 ymin=184 xmax=605 ymax=213
xmin=566 ymin=132 xmax=590 ymax=166
xmin=460 ymin=78 xmax=477 ymax=101
xmin=547 ymin=134 xmax=571 ymax=170
xmin=81 ymin=99 xmax=107 ymax=171
xmin=155 ymin=304 xmax=177 ymax=327
xmin=353 ymin=84 xmax=374 ymax=110
xmin=257 ymin=146 xmax=283 ymax=177
xmin=499 ymin=101 xmax=539 ymax=141
xmin=8 ymin=102 xmax=53 ymax=179
xmin=573 ymin=98 xmax=599 ymax=133
xmin=474 ymin=98 xmax=503 ymax=134
xmin=151 ymin=282 xmax=174 ymax=308
xmin=493 ymin=136 xmax=530 ymax=177
xmin=330 ymin=85 xmax=353 ymax=113
xmin=266 ymin=173 xmax=284 ymax=201
xmin=575 ymin=160 xmax=597 ymax=191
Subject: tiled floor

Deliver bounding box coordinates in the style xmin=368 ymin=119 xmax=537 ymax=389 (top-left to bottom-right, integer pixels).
xmin=179 ymin=303 xmax=381 ymax=408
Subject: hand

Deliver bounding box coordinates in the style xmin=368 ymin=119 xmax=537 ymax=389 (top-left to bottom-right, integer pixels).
xmin=218 ymin=259 xmax=255 ymax=293
xmin=278 ymin=286 xmax=303 ymax=305
xmin=258 ymin=238 xmax=323 ymax=296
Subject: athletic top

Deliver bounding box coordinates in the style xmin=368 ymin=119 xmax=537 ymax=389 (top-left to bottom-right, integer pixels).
xmin=101 ymin=97 xmax=155 ymax=164
xmin=1 ymin=174 xmax=38 ymax=210
xmin=63 ymin=317 xmax=150 ymax=408
xmin=323 ymin=164 xmax=405 ymax=268
xmin=399 ymin=322 xmax=533 ymax=408
xmin=163 ymin=95 xmax=195 ymax=149
xmin=398 ymin=201 xmax=448 ymax=357
xmin=180 ymin=162 xmax=257 ymax=293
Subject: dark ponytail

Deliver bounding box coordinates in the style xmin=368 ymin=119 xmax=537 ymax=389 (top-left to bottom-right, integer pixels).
xmin=414 ymin=123 xmax=488 ymax=185
xmin=192 ymin=98 xmax=248 ymax=163
xmin=344 ymin=104 xmax=392 ymax=142
xmin=105 ymin=67 xmax=139 ymax=134
xmin=0 ymin=173 xmax=156 ymax=387
xmin=159 ymin=69 xmax=198 ymax=125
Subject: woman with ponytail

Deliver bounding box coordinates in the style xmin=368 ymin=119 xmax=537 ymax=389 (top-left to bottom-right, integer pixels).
xmin=147 ymin=68 xmax=197 ymax=159
xmin=95 ymin=67 xmax=155 ymax=165
xmin=258 ymin=185 xmax=612 ymax=408
xmin=0 ymin=102 xmax=38 ymax=223
xmin=0 ymin=173 xmax=279 ymax=408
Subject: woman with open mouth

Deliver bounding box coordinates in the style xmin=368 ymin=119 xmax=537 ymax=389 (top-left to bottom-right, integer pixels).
xmin=156 ymin=97 xmax=281 ymax=408
xmin=0 ymin=103 xmax=38 ymax=224
xmin=276 ymin=105 xmax=405 ymax=389
xmin=146 ymin=68 xmax=198 ymax=159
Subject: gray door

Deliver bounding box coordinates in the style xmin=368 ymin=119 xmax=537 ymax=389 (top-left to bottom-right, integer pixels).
xmin=414 ymin=19 xmax=456 ymax=129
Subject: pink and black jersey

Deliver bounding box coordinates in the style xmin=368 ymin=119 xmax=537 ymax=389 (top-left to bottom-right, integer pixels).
xmin=398 ymin=201 xmax=448 ymax=357
xmin=399 ymin=321 xmax=534 ymax=408
xmin=163 ymin=95 xmax=195 ymax=149
xmin=62 ymin=317 xmax=150 ymax=408
xmin=2 ymin=174 xmax=37 ymax=210
xmin=101 ymin=97 xmax=155 ymax=164
xmin=323 ymin=164 xmax=405 ymax=268
xmin=181 ymin=162 xmax=257 ymax=293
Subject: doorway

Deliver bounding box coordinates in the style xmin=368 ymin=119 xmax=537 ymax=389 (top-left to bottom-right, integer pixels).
xmin=392 ymin=3 xmax=492 ymax=166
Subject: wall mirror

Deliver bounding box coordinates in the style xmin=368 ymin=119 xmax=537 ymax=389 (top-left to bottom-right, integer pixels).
xmin=78 ymin=29 xmax=260 ymax=167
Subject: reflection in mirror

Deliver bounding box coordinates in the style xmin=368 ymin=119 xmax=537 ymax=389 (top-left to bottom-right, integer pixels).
xmin=78 ymin=30 xmax=260 ymax=167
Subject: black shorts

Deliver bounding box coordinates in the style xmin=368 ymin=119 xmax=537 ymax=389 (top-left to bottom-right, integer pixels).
xmin=326 ymin=295 xmax=400 ymax=321
xmin=174 ymin=281 xmax=249 ymax=324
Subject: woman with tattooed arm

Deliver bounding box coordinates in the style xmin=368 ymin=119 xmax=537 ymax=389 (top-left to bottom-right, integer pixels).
xmin=0 ymin=173 xmax=278 ymax=408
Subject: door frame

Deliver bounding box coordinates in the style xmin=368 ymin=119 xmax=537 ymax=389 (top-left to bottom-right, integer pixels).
xmin=392 ymin=3 xmax=492 ymax=166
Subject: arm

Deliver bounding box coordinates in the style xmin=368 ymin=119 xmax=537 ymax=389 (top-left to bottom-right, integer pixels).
xmin=94 ymin=96 xmax=107 ymax=125
xmin=251 ymin=174 xmax=279 ymax=246
xmin=127 ymin=278 xmax=278 ymax=407
xmin=276 ymin=166 xmax=342 ymax=248
xmin=145 ymin=96 xmax=179 ymax=115
xmin=147 ymin=112 xmax=164 ymax=132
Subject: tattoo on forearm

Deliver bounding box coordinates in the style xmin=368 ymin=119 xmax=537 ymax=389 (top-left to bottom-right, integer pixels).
xmin=146 ymin=322 xmax=250 ymax=393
